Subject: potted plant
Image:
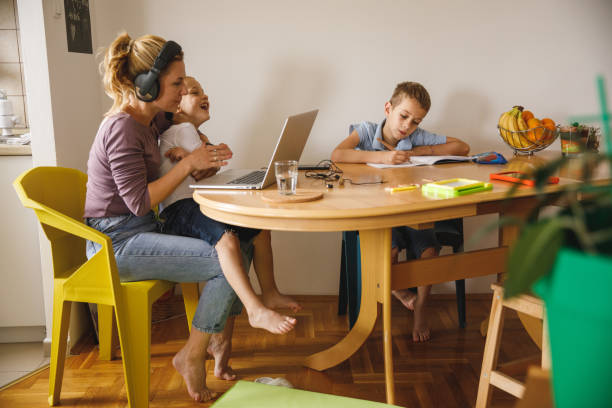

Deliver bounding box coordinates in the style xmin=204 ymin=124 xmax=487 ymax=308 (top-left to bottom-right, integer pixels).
xmin=559 ymin=123 xmax=601 ymax=156
xmin=502 ymin=143 xmax=612 ymax=407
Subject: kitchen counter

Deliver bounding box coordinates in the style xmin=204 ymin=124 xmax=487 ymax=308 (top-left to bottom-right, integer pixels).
xmin=0 ymin=129 xmax=31 ymax=155
xmin=0 ymin=144 xmax=31 ymax=155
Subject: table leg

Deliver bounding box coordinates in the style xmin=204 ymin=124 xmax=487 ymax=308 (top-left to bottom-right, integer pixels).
xmin=377 ymin=228 xmax=395 ymax=405
xmin=303 ymin=228 xmax=385 ymax=373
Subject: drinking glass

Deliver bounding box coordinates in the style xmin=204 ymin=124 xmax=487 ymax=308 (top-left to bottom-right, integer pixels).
xmin=274 ymin=160 xmax=298 ymax=195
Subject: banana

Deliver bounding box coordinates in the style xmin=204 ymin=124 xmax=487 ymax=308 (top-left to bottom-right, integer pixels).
xmin=510 ymin=107 xmax=532 ymax=149
xmin=516 ymin=109 xmax=530 ymax=147
xmin=498 ymin=112 xmax=511 ymax=143
xmin=507 ymin=109 xmax=522 ymax=148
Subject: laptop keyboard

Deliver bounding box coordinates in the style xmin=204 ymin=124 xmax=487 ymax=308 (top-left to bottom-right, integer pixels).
xmin=227 ymin=170 xmax=266 ymax=185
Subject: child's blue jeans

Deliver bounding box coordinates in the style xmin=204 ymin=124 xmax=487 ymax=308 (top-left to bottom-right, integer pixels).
xmin=85 ymin=211 xmax=249 ymax=334
xmin=160 ymin=198 xmax=261 ymax=247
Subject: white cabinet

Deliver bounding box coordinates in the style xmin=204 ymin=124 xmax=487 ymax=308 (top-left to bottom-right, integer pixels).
xmin=0 ymin=154 xmax=45 ymax=342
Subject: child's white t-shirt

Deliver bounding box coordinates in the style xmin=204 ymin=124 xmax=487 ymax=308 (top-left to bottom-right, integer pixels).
xmin=159 ymin=122 xmax=202 ymax=210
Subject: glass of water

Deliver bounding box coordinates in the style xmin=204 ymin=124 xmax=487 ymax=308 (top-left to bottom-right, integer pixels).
xmin=274 ymin=160 xmax=298 ymax=195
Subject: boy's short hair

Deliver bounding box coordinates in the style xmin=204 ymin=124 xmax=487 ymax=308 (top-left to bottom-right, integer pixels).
xmin=390 ymin=81 xmax=431 ymax=112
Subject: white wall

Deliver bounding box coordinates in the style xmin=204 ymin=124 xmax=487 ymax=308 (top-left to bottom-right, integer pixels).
xmin=136 ymin=0 xmax=611 ymax=294
xmin=16 ymin=0 xmax=612 ymax=348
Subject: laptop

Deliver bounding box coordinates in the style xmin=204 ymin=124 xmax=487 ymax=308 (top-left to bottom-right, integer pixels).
xmin=190 ymin=109 xmax=318 ymax=190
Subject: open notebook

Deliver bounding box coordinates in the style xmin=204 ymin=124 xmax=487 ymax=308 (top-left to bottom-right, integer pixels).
xmin=367 ymin=155 xmax=472 ymax=168
xmin=367 ymin=152 xmax=506 ymax=168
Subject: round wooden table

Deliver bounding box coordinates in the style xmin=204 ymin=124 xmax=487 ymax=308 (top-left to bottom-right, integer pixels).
xmin=193 ymin=157 xmax=566 ymax=404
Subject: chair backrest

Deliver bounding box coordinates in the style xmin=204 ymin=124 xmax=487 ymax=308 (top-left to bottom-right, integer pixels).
xmin=13 ymin=167 xmax=99 ymax=281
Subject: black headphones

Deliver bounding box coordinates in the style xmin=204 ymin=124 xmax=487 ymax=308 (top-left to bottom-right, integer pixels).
xmin=134 ymin=40 xmax=182 ymax=102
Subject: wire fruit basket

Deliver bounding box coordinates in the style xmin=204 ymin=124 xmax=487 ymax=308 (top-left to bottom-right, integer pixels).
xmin=498 ymin=125 xmax=559 ymax=155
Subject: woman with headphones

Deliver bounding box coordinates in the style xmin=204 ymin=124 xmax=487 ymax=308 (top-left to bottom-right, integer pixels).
xmin=84 ymin=32 xmax=237 ymax=402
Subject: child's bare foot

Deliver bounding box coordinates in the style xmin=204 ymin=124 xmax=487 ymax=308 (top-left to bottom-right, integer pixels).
xmin=392 ymin=289 xmax=417 ymax=311
xmin=207 ymin=334 xmax=236 ymax=381
xmin=412 ymin=323 xmax=431 ymax=342
xmin=412 ymin=301 xmax=430 ymax=342
xmin=172 ymin=347 xmax=218 ymax=402
xmin=262 ymin=292 xmax=302 ymax=313
xmin=248 ymin=307 xmax=296 ymax=334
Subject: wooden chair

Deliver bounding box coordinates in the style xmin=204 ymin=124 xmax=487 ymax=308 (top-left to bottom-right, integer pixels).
xmin=475 ymin=283 xmax=550 ymax=407
xmin=13 ymin=166 xmax=200 ymax=408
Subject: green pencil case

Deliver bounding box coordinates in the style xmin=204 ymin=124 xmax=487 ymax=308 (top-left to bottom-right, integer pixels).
xmin=421 ymin=178 xmax=493 ymax=199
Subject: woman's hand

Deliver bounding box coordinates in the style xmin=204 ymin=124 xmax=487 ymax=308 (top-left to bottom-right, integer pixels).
xmin=165 ymin=146 xmax=221 ymax=180
xmin=188 ymin=143 xmax=233 ymax=171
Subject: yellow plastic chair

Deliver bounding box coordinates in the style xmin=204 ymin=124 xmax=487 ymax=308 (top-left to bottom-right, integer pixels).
xmin=13 ymin=166 xmax=200 ymax=407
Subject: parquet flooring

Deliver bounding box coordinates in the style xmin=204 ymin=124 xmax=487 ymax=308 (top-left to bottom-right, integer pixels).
xmin=0 ymin=294 xmax=539 ymax=407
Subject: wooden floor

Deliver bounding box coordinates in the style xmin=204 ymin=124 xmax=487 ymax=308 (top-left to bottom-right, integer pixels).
xmin=0 ymin=294 xmax=540 ymax=407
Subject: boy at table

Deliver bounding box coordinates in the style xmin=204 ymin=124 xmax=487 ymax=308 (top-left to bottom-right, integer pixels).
xmin=331 ymin=81 xmax=470 ymax=342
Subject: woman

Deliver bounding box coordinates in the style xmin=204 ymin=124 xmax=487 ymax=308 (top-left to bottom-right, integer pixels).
xmin=84 ymin=32 xmax=237 ymax=402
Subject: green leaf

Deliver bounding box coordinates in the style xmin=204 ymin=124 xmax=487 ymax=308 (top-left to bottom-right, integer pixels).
xmin=504 ymin=218 xmax=565 ymax=298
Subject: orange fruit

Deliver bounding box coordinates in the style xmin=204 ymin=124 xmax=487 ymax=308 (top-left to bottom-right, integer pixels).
xmin=526 ymin=118 xmax=543 ymax=142
xmin=540 ymin=118 xmax=556 ymax=141
xmin=540 ymin=118 xmax=555 ymax=129
xmin=526 ymin=118 xmax=540 ymax=127
xmin=522 ymin=110 xmax=535 ymax=123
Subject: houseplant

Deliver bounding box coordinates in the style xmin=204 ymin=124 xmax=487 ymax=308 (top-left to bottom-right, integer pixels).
xmin=502 ymin=145 xmax=612 ymax=407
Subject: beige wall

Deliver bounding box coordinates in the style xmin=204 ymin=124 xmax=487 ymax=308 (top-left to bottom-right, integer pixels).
xmin=132 ymin=0 xmax=611 ymax=294
xmin=13 ymin=0 xmax=612 ymax=347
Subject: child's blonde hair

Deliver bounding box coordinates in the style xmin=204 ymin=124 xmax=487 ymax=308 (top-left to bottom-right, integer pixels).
xmin=100 ymin=32 xmax=184 ymax=116
xmin=390 ymin=81 xmax=431 ymax=112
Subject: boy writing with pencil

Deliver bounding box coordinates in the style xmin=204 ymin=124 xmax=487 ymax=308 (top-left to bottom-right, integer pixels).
xmin=331 ymin=81 xmax=470 ymax=342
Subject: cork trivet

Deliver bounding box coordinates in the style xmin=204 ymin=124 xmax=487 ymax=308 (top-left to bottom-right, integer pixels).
xmin=261 ymin=190 xmax=323 ymax=203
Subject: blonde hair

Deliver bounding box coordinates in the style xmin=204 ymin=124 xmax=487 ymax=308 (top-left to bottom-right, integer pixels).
xmin=100 ymin=32 xmax=184 ymax=116
xmin=183 ymin=76 xmax=199 ymax=89
xmin=390 ymin=81 xmax=431 ymax=112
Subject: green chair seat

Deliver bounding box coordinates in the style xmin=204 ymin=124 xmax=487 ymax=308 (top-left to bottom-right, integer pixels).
xmin=212 ymin=381 xmax=397 ymax=407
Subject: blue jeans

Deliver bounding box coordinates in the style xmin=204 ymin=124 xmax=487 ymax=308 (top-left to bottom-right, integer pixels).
xmin=392 ymin=227 xmax=440 ymax=259
xmin=85 ymin=211 xmax=249 ymax=333
xmin=160 ymin=198 xmax=261 ymax=247
xmin=391 ymin=219 xmax=463 ymax=259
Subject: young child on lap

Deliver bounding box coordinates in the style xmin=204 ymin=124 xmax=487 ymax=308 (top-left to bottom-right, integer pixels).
xmin=331 ymin=81 xmax=470 ymax=342
xmin=159 ymin=76 xmax=301 ymax=335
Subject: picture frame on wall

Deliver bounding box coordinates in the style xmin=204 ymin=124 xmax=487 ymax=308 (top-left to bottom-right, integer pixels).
xmin=64 ymin=0 xmax=92 ymax=54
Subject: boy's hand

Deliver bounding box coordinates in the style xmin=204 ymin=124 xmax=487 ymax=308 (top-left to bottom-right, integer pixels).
xmin=384 ymin=150 xmax=412 ymax=164
xmin=165 ymin=147 xmax=189 ymax=162
xmin=377 ymin=137 xmax=412 ymax=164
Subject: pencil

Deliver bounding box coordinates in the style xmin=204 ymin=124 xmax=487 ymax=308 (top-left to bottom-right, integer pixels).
xmin=385 ymin=184 xmax=419 ymax=193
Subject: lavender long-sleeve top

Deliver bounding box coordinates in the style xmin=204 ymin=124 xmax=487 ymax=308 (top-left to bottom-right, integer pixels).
xmin=84 ymin=112 xmax=171 ymax=218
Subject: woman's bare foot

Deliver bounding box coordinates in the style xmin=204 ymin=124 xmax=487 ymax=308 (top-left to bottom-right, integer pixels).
xmin=392 ymin=289 xmax=417 ymax=311
xmin=248 ymin=307 xmax=296 ymax=334
xmin=262 ymin=291 xmax=302 ymax=313
xmin=172 ymin=347 xmax=218 ymax=402
xmin=207 ymin=334 xmax=237 ymax=381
